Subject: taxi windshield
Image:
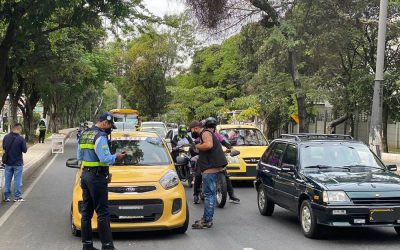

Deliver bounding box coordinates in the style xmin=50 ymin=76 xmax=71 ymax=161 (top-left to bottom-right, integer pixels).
xmin=110 ymin=138 xmax=171 ymax=166
xmin=113 ymin=113 xmax=139 ymax=125
xmin=219 ymin=128 xmax=268 ymax=146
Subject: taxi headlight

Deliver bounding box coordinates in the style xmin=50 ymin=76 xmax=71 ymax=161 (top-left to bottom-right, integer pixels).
xmin=322 ymin=191 xmax=350 ymax=203
xmin=160 ymin=170 xmax=180 ymax=190
xmin=227 ymin=156 xmax=239 ymax=164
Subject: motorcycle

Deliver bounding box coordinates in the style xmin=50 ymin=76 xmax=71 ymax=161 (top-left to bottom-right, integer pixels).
xmin=216 ymin=149 xmax=240 ymax=208
xmin=174 ymin=144 xmax=195 ymax=187
xmin=192 ymin=149 xmax=240 ymax=208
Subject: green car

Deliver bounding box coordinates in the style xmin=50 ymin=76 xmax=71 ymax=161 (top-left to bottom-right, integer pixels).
xmin=255 ymin=134 xmax=400 ymax=238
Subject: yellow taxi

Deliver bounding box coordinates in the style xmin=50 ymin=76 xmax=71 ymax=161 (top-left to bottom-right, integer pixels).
xmin=217 ymin=125 xmax=268 ymax=180
xmin=67 ymin=131 xmax=188 ymax=235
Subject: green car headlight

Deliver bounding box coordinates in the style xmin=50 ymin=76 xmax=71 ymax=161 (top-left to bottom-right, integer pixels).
xmin=322 ymin=191 xmax=350 ymax=203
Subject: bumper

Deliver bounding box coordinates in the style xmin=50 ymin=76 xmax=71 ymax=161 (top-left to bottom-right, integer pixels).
xmin=227 ymin=164 xmax=257 ymax=180
xmin=312 ymin=203 xmax=400 ymax=227
xmin=72 ymin=182 xmax=187 ymax=231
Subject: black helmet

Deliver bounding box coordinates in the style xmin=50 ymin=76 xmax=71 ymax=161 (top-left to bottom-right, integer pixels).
xmin=204 ymin=117 xmax=217 ymax=128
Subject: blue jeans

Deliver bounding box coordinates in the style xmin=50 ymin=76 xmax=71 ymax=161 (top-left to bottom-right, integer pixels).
xmin=4 ymin=165 xmax=23 ymax=199
xmin=202 ymin=172 xmax=218 ymax=222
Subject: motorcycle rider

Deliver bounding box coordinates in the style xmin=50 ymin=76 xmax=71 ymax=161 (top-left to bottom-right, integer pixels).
xmin=171 ymin=125 xmax=193 ymax=162
xmin=193 ymin=117 xmax=240 ymax=204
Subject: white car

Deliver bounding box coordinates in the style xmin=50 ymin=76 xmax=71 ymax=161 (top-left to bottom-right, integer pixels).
xmin=141 ymin=122 xmax=168 ymax=137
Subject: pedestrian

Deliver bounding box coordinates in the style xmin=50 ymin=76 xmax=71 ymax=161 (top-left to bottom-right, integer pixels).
xmin=77 ymin=112 xmax=126 ymax=250
xmin=189 ymin=120 xmax=228 ymax=229
xmin=2 ymin=123 xmax=27 ymax=202
xmin=192 ymin=117 xmax=240 ymax=204
xmin=38 ymin=120 xmax=46 ymax=143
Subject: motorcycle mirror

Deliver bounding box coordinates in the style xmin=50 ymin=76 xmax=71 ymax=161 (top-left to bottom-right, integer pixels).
xmin=230 ymin=150 xmax=240 ymax=157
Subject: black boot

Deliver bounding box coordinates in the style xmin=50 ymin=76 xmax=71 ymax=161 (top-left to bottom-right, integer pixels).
xmin=82 ymin=219 xmax=99 ymax=250
xmin=98 ymin=218 xmax=116 ymax=250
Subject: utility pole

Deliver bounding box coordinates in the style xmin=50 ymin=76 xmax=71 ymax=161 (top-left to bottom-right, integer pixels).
xmin=369 ymin=0 xmax=388 ymax=158
xmin=117 ymin=95 xmax=122 ymax=109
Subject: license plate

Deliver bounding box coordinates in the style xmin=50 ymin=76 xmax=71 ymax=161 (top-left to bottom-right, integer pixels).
xmin=118 ymin=205 xmax=144 ymax=210
xmin=119 ymin=216 xmax=144 ymax=219
xmin=369 ymin=208 xmax=400 ymax=222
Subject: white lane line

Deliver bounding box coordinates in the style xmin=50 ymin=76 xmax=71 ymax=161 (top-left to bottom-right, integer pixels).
xmin=0 ymin=154 xmax=58 ymax=228
xmin=0 ymin=135 xmax=72 ymax=228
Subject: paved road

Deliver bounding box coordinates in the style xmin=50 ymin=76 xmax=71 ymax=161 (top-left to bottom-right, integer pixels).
xmin=0 ymin=138 xmax=399 ymax=250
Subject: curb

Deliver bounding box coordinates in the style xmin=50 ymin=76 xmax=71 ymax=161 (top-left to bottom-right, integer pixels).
xmin=0 ymin=128 xmax=75 ymax=203
xmin=22 ymin=129 xmax=76 ymax=190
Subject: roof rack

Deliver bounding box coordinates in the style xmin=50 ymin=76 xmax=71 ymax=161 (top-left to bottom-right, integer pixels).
xmin=280 ymin=133 xmax=353 ymax=142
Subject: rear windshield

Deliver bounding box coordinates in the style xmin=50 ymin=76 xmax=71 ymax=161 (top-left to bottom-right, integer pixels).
xmin=140 ymin=127 xmax=166 ymax=137
xmin=110 ymin=138 xmax=171 ymax=166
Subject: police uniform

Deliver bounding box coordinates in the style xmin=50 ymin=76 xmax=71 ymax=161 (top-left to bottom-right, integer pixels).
xmin=77 ymin=113 xmax=117 ymax=250
xmin=38 ymin=121 xmax=46 ymax=143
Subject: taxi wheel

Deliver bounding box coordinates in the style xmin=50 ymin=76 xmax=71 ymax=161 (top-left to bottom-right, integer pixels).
xmin=395 ymin=227 xmax=400 ymax=236
xmin=173 ymin=203 xmax=189 ymax=234
xmin=71 ymin=205 xmax=81 ymax=237
xmin=300 ymin=200 xmax=322 ymax=239
xmin=257 ymin=185 xmax=274 ymax=216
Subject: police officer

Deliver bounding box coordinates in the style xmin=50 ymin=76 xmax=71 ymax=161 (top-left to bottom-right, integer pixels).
xmin=38 ymin=120 xmax=46 ymax=143
xmin=77 ymin=112 xmax=126 ymax=250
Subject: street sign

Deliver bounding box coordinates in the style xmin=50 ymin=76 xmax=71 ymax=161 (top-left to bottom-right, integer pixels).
xmin=52 ymin=134 xmax=64 ymax=154
xmin=291 ymin=114 xmax=299 ymax=124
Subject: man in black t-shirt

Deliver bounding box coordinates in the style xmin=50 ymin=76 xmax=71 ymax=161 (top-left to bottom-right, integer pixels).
xmin=188 ymin=120 xmax=227 ymax=229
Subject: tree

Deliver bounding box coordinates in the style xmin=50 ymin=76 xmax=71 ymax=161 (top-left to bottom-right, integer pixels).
xmin=115 ymin=13 xmax=197 ymax=120
xmin=0 ymin=0 xmax=151 ymax=114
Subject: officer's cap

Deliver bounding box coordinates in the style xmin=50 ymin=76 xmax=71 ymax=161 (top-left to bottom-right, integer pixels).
xmin=98 ymin=112 xmax=117 ymax=129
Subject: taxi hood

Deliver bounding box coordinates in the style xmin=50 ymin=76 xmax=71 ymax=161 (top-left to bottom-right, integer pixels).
xmin=109 ymin=165 xmax=171 ymax=183
xmin=231 ymin=146 xmax=267 ymax=158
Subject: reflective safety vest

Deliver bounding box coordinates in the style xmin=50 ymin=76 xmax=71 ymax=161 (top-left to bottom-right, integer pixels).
xmin=39 ymin=124 xmax=46 ymax=131
xmin=79 ymin=128 xmax=108 ymax=167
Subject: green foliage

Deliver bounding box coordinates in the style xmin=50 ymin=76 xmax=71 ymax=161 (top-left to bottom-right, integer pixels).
xmin=114 ymin=13 xmax=197 ymax=119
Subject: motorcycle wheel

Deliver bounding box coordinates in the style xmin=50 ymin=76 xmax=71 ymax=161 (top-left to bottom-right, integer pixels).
xmin=187 ymin=174 xmax=193 ymax=188
xmin=216 ymin=172 xmax=227 ymax=208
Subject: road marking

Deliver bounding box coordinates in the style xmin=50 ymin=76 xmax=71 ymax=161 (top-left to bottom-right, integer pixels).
xmin=0 ymin=135 xmax=72 ymax=228
xmin=243 ymin=248 xmax=255 ymax=250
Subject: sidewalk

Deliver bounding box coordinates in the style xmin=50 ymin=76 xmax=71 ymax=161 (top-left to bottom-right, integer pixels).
xmin=22 ymin=128 xmax=77 ymax=178
xmin=382 ymin=153 xmax=400 ymax=175
xmin=0 ymin=128 xmax=76 ymax=199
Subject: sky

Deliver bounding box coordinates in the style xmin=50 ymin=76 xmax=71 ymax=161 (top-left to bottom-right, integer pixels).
xmin=143 ymin=0 xmax=186 ymax=17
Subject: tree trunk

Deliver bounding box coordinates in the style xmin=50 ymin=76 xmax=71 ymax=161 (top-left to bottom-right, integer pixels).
xmin=382 ymin=104 xmax=389 ymax=153
xmin=9 ymin=94 xmax=19 ymax=125
xmin=0 ymin=21 xmax=17 ymax=111
xmin=288 ymin=50 xmax=308 ymax=133
xmin=327 ymin=113 xmax=351 ymax=133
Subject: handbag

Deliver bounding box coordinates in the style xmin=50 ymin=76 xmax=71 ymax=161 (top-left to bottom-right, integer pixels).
xmin=1 ymin=135 xmax=17 ymax=165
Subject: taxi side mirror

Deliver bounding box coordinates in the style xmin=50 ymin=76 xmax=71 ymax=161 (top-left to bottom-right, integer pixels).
xmin=66 ymin=158 xmax=80 ymax=169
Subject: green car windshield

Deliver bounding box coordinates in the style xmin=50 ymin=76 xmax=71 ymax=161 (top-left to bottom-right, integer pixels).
xmin=110 ymin=138 xmax=171 ymax=166
xmin=300 ymin=143 xmax=385 ymax=169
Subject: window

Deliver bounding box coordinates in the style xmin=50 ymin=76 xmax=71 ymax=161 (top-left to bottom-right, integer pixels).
xmin=260 ymin=144 xmax=274 ymax=163
xmin=281 ymin=144 xmax=298 ymax=166
xmin=266 ymin=143 xmax=287 ymax=167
